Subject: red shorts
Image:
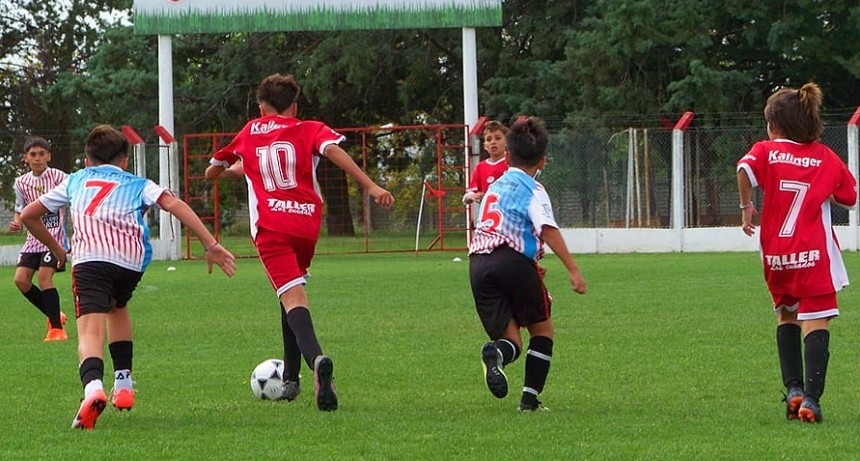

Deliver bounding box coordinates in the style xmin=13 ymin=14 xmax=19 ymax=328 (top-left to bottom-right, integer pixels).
xmin=254 ymin=228 xmax=317 ymax=297
xmin=772 ymin=292 xmax=839 ymax=321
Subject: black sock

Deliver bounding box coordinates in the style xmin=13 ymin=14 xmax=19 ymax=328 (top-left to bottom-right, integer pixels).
xmin=804 ymin=329 xmax=830 ymax=402
xmin=280 ymin=304 xmax=302 ymax=381
xmin=42 ymin=288 xmax=62 ymax=329
xmin=22 ymin=286 xmax=49 ymax=317
xmin=286 ymin=307 xmax=323 ymax=370
xmin=522 ymin=336 xmax=553 ymax=403
xmin=494 ymin=338 xmax=521 ymax=366
xmin=109 ymin=340 xmax=133 ymax=372
xmin=79 ymin=357 xmax=105 ymax=389
xmin=776 ymin=323 xmax=803 ymax=389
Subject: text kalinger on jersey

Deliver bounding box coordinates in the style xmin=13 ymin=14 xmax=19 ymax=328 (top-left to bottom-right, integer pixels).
xmin=765 ymin=250 xmax=820 ymax=271
xmin=250 ymin=120 xmax=288 ymax=135
xmin=768 ymin=150 xmax=823 ymax=168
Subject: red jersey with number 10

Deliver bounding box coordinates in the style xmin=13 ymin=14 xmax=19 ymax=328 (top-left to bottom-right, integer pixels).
xmin=737 ymin=139 xmax=857 ymax=297
xmin=211 ymin=115 xmax=345 ymax=241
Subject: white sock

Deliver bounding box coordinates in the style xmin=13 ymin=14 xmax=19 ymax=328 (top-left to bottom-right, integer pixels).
xmin=84 ymin=379 xmax=104 ymax=398
xmin=114 ymin=369 xmax=133 ymax=391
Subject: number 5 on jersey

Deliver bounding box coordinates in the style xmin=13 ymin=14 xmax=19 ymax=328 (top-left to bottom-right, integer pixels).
xmin=478 ymin=193 xmax=502 ymax=232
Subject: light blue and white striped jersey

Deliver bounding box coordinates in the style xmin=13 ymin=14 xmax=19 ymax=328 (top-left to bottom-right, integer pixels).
xmin=38 ymin=165 xmax=169 ymax=272
xmin=468 ymin=167 xmax=558 ymax=261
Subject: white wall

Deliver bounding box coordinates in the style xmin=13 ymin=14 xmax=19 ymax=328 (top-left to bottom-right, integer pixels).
xmin=4 ymin=225 xmax=858 ymax=266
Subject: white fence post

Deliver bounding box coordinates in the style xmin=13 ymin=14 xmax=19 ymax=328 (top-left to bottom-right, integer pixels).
xmin=848 ymin=107 xmax=860 ymax=250
xmin=672 ymin=112 xmax=695 ymax=251
xmin=154 ymin=125 xmax=181 ymax=260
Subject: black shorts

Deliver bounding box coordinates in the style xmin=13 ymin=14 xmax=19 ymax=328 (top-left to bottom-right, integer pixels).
xmin=469 ymin=245 xmax=552 ymax=339
xmin=17 ymin=251 xmax=66 ymax=273
xmin=72 ymin=262 xmax=143 ymax=316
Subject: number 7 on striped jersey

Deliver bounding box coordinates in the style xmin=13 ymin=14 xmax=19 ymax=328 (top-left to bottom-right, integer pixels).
xmin=84 ymin=180 xmax=119 ymax=216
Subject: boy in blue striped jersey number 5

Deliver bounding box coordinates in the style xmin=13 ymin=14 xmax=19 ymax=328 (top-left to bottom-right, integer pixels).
xmin=468 ymin=117 xmax=587 ymax=411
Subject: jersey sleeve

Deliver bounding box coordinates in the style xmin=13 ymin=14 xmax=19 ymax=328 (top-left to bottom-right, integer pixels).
xmin=736 ymin=143 xmax=765 ymax=188
xmin=467 ymin=162 xmax=482 ymax=193
xmin=211 ymin=130 xmax=245 ymax=167
xmin=528 ymin=185 xmax=558 ymax=236
xmin=314 ymin=123 xmax=346 ymax=156
xmin=832 ymin=159 xmax=858 ymax=207
xmin=13 ymin=178 xmax=25 ymax=212
xmin=143 ymin=180 xmax=172 ymax=208
xmin=37 ymin=178 xmax=71 ymax=213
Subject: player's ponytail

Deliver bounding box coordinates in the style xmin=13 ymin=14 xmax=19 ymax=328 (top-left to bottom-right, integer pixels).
xmin=764 ymin=82 xmax=823 ymax=143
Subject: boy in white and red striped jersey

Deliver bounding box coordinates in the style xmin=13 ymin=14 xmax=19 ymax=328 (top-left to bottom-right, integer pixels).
xmin=20 ymin=125 xmax=236 ymax=430
xmin=9 ymin=137 xmax=69 ymax=341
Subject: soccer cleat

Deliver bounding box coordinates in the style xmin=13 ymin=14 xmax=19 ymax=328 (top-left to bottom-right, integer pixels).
xmin=111 ymin=388 xmax=135 ymax=411
xmin=281 ymin=380 xmax=301 ymax=402
xmin=313 ymin=355 xmax=338 ymax=411
xmin=45 ymin=311 xmax=68 ymax=332
xmin=71 ymin=389 xmax=108 ymax=430
xmin=44 ymin=328 xmax=68 ymax=342
xmin=798 ymin=398 xmax=823 ymax=423
xmin=783 ymin=387 xmax=804 ymax=420
xmin=518 ymin=399 xmax=550 ymax=412
xmin=481 ymin=342 xmax=508 ymax=398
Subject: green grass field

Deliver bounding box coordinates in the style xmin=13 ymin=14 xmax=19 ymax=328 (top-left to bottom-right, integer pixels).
xmin=1 ymin=251 xmax=859 ymax=460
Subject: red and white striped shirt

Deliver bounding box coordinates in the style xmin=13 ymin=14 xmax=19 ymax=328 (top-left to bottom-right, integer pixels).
xmin=14 ymin=167 xmax=68 ymax=254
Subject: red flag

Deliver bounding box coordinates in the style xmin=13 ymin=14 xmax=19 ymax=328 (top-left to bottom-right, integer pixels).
xmin=423 ymin=181 xmax=445 ymax=198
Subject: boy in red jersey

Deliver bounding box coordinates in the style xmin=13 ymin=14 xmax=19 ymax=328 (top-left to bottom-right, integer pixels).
xmin=463 ymin=120 xmax=509 ymax=205
xmin=205 ymin=73 xmax=394 ymax=411
xmin=9 ymin=137 xmax=69 ymax=341
xmin=737 ymin=82 xmax=857 ymax=423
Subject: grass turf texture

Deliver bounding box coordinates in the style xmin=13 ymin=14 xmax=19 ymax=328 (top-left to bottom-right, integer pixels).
xmin=1 ymin=251 xmax=859 ymax=460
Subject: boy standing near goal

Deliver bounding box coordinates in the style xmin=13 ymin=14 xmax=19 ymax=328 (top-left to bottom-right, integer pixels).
xmin=20 ymin=125 xmax=236 ymax=430
xmin=462 ymin=120 xmax=509 ymax=205
xmin=469 ymin=117 xmax=587 ymax=411
xmin=9 ymin=137 xmax=69 ymax=341
xmin=737 ymin=82 xmax=856 ymax=423
xmin=205 ymin=73 xmax=394 ymax=412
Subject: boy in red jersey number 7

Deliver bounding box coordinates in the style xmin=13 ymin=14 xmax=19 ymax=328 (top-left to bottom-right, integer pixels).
xmin=737 ymin=82 xmax=857 ymax=423
xmin=205 ymin=73 xmax=394 ymax=411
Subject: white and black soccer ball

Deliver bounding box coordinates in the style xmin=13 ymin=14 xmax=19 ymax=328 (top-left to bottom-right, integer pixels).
xmin=250 ymin=359 xmax=285 ymax=400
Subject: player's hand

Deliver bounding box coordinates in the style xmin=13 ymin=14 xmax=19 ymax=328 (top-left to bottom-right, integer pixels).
xmin=369 ymin=186 xmax=395 ymax=209
xmin=537 ymin=264 xmax=547 ymax=278
xmin=462 ymin=192 xmax=485 ymax=205
xmin=205 ymin=243 xmax=237 ymax=277
xmin=741 ymin=205 xmax=758 ymax=237
xmin=8 ymin=220 xmax=21 ymax=232
xmin=569 ymin=267 xmax=587 ymax=294
xmin=54 ymin=249 xmax=68 ymax=270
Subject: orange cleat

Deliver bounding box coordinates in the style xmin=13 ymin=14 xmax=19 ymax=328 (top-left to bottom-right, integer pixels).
xmin=44 ymin=328 xmax=68 ymax=342
xmin=71 ymin=389 xmax=108 ymax=430
xmin=111 ymin=388 xmax=135 ymax=411
xmin=45 ymin=311 xmax=68 ymax=332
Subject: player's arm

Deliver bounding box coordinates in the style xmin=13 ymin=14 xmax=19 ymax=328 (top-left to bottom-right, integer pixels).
xmin=831 ymin=165 xmax=858 ymax=208
xmin=324 ymin=144 xmax=395 ymax=209
xmin=737 ymin=168 xmax=757 ymax=237
xmin=9 ymin=211 xmax=22 ymax=232
xmin=19 ymin=201 xmax=67 ymax=266
xmin=541 ymin=225 xmax=586 ymax=294
xmin=157 ymin=193 xmax=237 ymax=277
xmin=205 ymin=160 xmax=244 ymax=180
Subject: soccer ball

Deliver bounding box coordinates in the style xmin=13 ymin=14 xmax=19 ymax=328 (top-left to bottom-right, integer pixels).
xmin=250 ymin=359 xmax=286 ymax=400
